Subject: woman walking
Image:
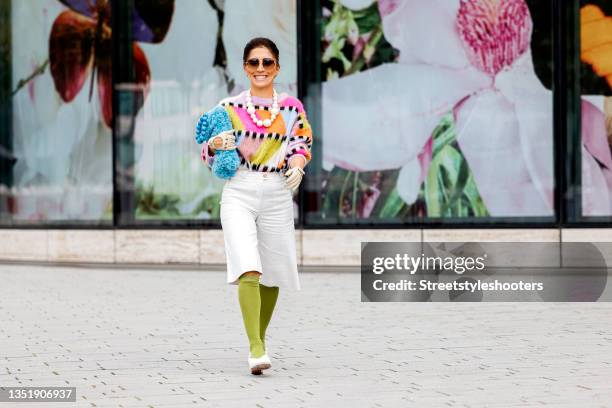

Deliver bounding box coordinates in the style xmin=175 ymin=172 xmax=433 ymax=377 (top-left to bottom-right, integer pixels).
xmin=201 ymin=37 xmax=312 ymax=375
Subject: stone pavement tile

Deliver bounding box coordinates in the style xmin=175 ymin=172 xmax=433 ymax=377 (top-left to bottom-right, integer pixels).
xmin=1 ymin=264 xmax=612 ymax=407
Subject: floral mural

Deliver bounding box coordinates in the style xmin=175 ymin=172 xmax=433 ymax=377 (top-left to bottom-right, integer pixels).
xmin=580 ymin=0 xmax=612 ymax=216
xmin=131 ymin=0 xmax=298 ymax=220
xmin=321 ymin=0 xmax=553 ymax=220
xmin=3 ymin=0 xmax=610 ymax=224
xmin=319 ymin=0 xmax=612 ymax=221
xmin=5 ymin=0 xmax=298 ymax=222
xmin=48 ymin=0 xmax=173 ymax=127
xmin=7 ymin=0 xmax=173 ymax=221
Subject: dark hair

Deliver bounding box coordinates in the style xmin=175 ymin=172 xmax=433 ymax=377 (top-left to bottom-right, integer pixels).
xmin=243 ymin=37 xmax=280 ymax=66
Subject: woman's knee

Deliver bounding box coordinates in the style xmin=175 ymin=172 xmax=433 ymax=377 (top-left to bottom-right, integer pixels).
xmin=239 ymin=270 xmax=261 ymax=280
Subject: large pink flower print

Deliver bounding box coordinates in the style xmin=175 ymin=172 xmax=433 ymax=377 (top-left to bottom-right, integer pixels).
xmin=49 ymin=0 xmax=175 ymax=127
xmin=324 ymin=0 xmax=612 ymax=216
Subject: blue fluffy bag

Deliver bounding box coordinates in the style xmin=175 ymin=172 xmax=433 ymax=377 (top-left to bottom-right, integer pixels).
xmin=195 ymin=105 xmax=240 ymax=180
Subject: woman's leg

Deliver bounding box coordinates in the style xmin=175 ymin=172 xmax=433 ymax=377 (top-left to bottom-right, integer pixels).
xmin=238 ymin=271 xmax=265 ymax=358
xmin=259 ymin=284 xmax=279 ymax=351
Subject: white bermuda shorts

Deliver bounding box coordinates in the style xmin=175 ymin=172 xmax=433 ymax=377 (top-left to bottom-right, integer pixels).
xmin=220 ymin=168 xmax=301 ymax=290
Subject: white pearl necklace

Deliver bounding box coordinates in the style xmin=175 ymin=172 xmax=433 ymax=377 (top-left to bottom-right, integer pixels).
xmin=245 ymin=88 xmax=280 ymax=128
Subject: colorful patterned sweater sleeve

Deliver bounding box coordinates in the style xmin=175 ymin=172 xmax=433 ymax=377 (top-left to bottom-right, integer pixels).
xmin=286 ymin=98 xmax=313 ymax=168
xmin=199 ymin=91 xmax=313 ymax=173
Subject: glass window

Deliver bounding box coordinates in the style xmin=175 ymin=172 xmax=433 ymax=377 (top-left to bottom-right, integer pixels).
xmin=0 ymin=0 xmax=113 ymax=224
xmin=305 ymin=0 xmax=557 ymax=226
xmin=114 ymin=0 xmax=298 ymax=225
xmin=579 ymin=0 xmax=612 ymax=220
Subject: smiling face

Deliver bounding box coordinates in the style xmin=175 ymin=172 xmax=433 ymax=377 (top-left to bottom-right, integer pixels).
xmin=243 ymin=46 xmax=280 ymax=92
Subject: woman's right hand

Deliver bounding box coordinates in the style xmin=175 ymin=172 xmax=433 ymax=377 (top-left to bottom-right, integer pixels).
xmin=208 ymin=130 xmax=236 ymax=151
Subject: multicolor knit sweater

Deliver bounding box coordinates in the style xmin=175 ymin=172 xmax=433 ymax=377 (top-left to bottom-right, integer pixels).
xmin=201 ymin=90 xmax=313 ymax=173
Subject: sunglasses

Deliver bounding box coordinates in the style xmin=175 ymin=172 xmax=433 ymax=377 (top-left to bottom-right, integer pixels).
xmin=245 ymin=58 xmax=276 ymax=68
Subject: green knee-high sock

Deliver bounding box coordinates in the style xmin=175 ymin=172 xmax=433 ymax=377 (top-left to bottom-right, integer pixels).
xmin=259 ymin=284 xmax=279 ymax=351
xmin=238 ymin=274 xmax=265 ymax=358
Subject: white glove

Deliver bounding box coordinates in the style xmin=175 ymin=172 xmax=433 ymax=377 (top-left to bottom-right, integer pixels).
xmin=284 ymin=167 xmax=305 ymax=192
xmin=208 ymin=130 xmax=236 ymax=151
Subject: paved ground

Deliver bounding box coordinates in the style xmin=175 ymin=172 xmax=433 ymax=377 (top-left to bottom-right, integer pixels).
xmin=1 ymin=264 xmax=611 ymax=408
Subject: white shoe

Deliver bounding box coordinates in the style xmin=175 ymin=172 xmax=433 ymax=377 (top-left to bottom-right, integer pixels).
xmin=248 ymin=352 xmax=271 ymax=375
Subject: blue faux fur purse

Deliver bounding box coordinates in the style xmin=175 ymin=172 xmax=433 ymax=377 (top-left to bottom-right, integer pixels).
xmin=195 ymin=106 xmax=240 ymax=179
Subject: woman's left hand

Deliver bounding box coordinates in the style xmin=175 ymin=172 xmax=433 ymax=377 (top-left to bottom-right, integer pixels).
xmin=285 ymin=167 xmax=305 ymax=192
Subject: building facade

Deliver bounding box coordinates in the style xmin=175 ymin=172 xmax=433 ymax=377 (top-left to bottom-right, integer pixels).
xmin=0 ymin=0 xmax=611 ymax=265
